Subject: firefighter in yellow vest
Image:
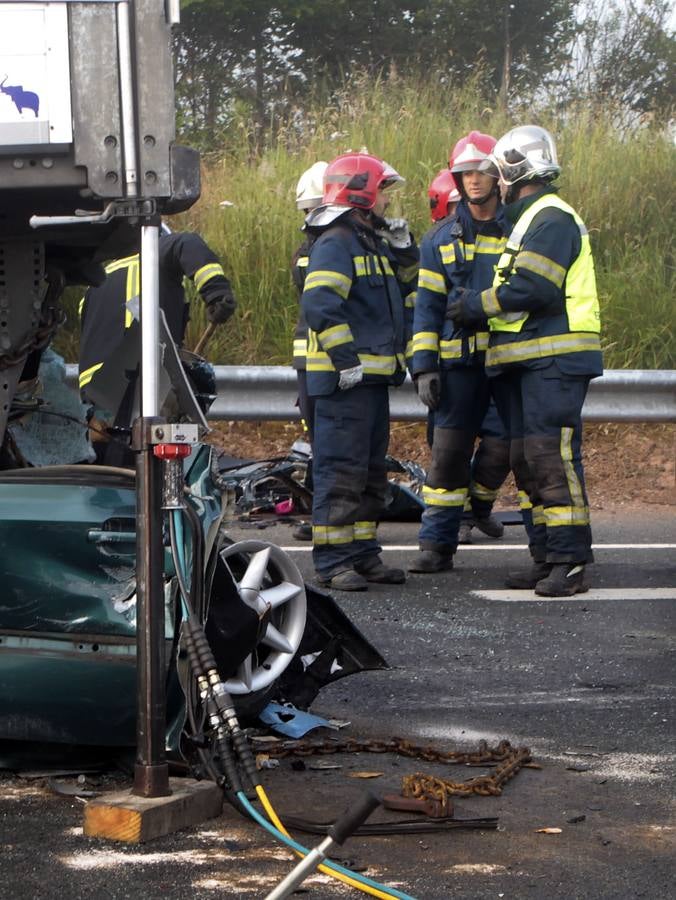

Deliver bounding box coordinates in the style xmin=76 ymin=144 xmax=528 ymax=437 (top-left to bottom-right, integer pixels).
xmin=447 ymin=125 xmax=602 ymax=596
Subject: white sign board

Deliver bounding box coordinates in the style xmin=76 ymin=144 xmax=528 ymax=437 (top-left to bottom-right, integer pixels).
xmin=0 ymin=2 xmax=72 ymax=146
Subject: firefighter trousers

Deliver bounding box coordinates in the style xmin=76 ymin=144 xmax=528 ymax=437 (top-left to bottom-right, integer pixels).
xmin=418 ymin=367 xmax=491 ymax=554
xmin=469 ymin=400 xmax=511 ymax=520
xmin=490 ymin=365 xmax=593 ymax=564
xmin=311 ymin=383 xmax=389 ymax=576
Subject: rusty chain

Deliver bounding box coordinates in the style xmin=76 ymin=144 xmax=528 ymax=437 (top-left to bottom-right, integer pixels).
xmin=263 ymin=736 xmax=533 ymax=800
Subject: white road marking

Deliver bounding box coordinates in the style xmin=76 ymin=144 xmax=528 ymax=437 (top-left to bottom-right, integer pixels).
xmin=472 ymin=588 xmax=676 ymax=602
xmin=278 ymin=543 xmax=676 ymax=552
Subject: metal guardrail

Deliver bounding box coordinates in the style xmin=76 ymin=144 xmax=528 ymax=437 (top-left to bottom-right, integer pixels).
xmin=207 ymin=367 xmax=676 ymax=423
xmin=65 ymin=366 xmax=676 ymax=422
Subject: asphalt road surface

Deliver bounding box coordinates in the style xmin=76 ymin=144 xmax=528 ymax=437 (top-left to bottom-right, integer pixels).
xmin=1 ymin=508 xmax=674 ymax=900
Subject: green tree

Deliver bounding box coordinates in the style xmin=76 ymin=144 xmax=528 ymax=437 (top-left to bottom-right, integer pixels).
xmin=568 ymin=0 xmax=675 ymax=126
xmin=175 ymin=1 xmax=304 ymax=149
xmin=175 ymin=1 xmax=581 ymax=145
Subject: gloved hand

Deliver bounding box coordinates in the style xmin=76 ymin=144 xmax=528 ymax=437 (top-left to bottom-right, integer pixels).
xmin=338 ymin=363 xmax=364 ymax=391
xmin=376 ymin=217 xmax=413 ymax=250
xmin=446 ymin=289 xmax=486 ymax=328
xmin=415 ymin=371 xmax=441 ymax=410
xmin=205 ymin=289 xmax=236 ymax=325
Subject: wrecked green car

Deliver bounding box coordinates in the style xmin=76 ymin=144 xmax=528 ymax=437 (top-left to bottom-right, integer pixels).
xmin=0 ymin=354 xmax=385 ymax=758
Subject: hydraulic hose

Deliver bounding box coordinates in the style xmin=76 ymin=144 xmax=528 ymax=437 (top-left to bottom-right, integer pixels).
xmin=181 ymin=500 xmax=205 ymax=615
xmin=265 ymin=792 xmax=382 ymax=900
xmin=168 ymin=503 xmax=414 ymax=899
xmin=179 ymin=610 xmax=411 ymax=898
xmin=238 ymin=791 xmax=416 ymax=900
xmin=169 ymin=509 xmax=191 ymax=618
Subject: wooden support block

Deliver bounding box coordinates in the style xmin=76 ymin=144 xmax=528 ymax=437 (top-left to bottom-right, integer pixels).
xmin=83 ymin=777 xmax=223 ymax=843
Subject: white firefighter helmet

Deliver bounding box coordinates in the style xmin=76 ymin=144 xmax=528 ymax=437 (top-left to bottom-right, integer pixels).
xmin=295 ymin=161 xmax=329 ymax=210
xmin=483 ymin=125 xmax=560 ymax=186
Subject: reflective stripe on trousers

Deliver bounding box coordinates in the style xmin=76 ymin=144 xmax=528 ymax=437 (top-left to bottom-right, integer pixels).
xmin=490 ymin=366 xmax=593 ymax=564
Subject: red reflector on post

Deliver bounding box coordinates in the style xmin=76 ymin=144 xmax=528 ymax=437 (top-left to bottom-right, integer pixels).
xmin=153 ymin=443 xmax=192 ymax=459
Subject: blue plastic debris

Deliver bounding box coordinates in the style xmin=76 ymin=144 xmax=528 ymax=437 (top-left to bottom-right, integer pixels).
xmin=259 ymin=702 xmax=334 ymax=738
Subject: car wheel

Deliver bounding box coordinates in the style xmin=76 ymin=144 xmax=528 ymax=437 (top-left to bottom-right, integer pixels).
xmin=214 ymin=540 xmax=307 ymax=715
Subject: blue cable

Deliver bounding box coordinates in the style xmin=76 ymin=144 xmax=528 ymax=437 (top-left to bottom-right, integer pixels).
xmin=171 ymin=508 xmax=191 ymax=619
xmin=236 ymin=791 xmax=416 ymax=900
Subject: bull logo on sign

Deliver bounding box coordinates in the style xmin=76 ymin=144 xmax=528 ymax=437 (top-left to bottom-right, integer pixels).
xmin=1 ymin=75 xmax=40 ymax=118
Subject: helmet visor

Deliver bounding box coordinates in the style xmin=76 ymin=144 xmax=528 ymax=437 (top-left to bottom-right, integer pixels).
xmin=478 ymin=157 xmax=500 ymax=178
xmin=380 ymin=161 xmax=405 ymax=190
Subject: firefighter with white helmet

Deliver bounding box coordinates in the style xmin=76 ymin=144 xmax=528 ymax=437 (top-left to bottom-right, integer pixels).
xmin=300 ymin=152 xmax=417 ymax=590
xmin=291 ymin=160 xmax=329 ymax=424
xmin=289 ymin=161 xmax=329 ymax=541
xmin=447 ymin=124 xmax=602 ymax=596
xmin=409 ymin=131 xmax=507 ymax=573
xmin=295 ymin=161 xmax=328 ymax=211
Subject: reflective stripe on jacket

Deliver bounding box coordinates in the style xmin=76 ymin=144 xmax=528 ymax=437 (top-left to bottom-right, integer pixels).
xmin=300 ymin=218 xmax=411 ymax=396
xmin=291 ymin=237 xmax=314 ymax=370
xmin=79 ymin=232 xmax=229 ymax=390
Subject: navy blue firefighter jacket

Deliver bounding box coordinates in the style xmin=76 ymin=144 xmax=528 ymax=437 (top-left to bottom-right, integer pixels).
xmin=410 ymin=201 xmax=505 ymax=375
xmin=300 ymin=214 xmax=416 ymax=396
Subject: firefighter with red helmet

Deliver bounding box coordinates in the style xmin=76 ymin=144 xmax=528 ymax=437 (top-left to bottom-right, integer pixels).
xmin=300 ymin=152 xmax=416 ymax=591
xmin=409 ymin=132 xmax=507 ymax=573
xmin=428 ymin=168 xmax=461 ymax=222
xmin=422 ymin=167 xmax=512 ymax=543
xmin=448 ymin=125 xmax=602 ymax=596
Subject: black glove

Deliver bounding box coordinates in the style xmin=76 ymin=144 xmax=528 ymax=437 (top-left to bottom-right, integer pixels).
xmin=414 ymin=371 xmax=441 ymax=411
xmin=205 ymin=289 xmax=236 ymax=324
xmin=445 ymin=297 xmax=466 ymax=324
xmin=446 ymin=289 xmax=486 ymax=328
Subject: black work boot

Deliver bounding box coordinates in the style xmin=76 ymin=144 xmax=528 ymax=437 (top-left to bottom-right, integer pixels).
xmin=292 ymin=521 xmax=313 ymax=541
xmin=458 ymin=522 xmax=473 ymax=544
xmin=408 ymin=550 xmax=454 ymax=573
xmin=505 ymin=561 xmax=552 ymax=589
xmin=535 ymin=564 xmax=588 ymax=597
xmin=316 ymin=567 xmax=369 ymax=591
xmin=354 ymin=555 xmax=406 ymax=584
xmin=473 ymin=513 xmax=504 ymax=538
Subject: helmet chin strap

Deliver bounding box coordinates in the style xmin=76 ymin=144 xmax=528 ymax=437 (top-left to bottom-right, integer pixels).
xmin=504 ymin=182 xmax=520 ymax=205
xmin=351 ymin=208 xmax=377 ymax=231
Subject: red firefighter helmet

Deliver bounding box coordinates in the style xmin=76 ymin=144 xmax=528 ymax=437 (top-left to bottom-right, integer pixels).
xmin=449 ymin=131 xmax=497 ymax=192
xmin=428 ymin=169 xmax=461 ymax=222
xmin=322 ymin=153 xmax=404 ymax=210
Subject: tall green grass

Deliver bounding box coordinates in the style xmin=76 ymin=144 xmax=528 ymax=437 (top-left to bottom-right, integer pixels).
xmin=55 ymin=74 xmax=675 ymax=369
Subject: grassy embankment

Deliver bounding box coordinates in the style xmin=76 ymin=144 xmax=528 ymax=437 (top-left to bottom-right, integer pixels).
xmin=55 ymin=75 xmax=675 ymax=369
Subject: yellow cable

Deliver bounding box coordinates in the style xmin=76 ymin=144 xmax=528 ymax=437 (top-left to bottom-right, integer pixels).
xmin=255 ymin=784 xmax=399 ymax=900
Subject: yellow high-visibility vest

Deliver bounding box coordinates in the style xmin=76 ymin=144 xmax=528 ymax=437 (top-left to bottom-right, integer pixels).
xmin=488 ymin=194 xmax=600 ymax=350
